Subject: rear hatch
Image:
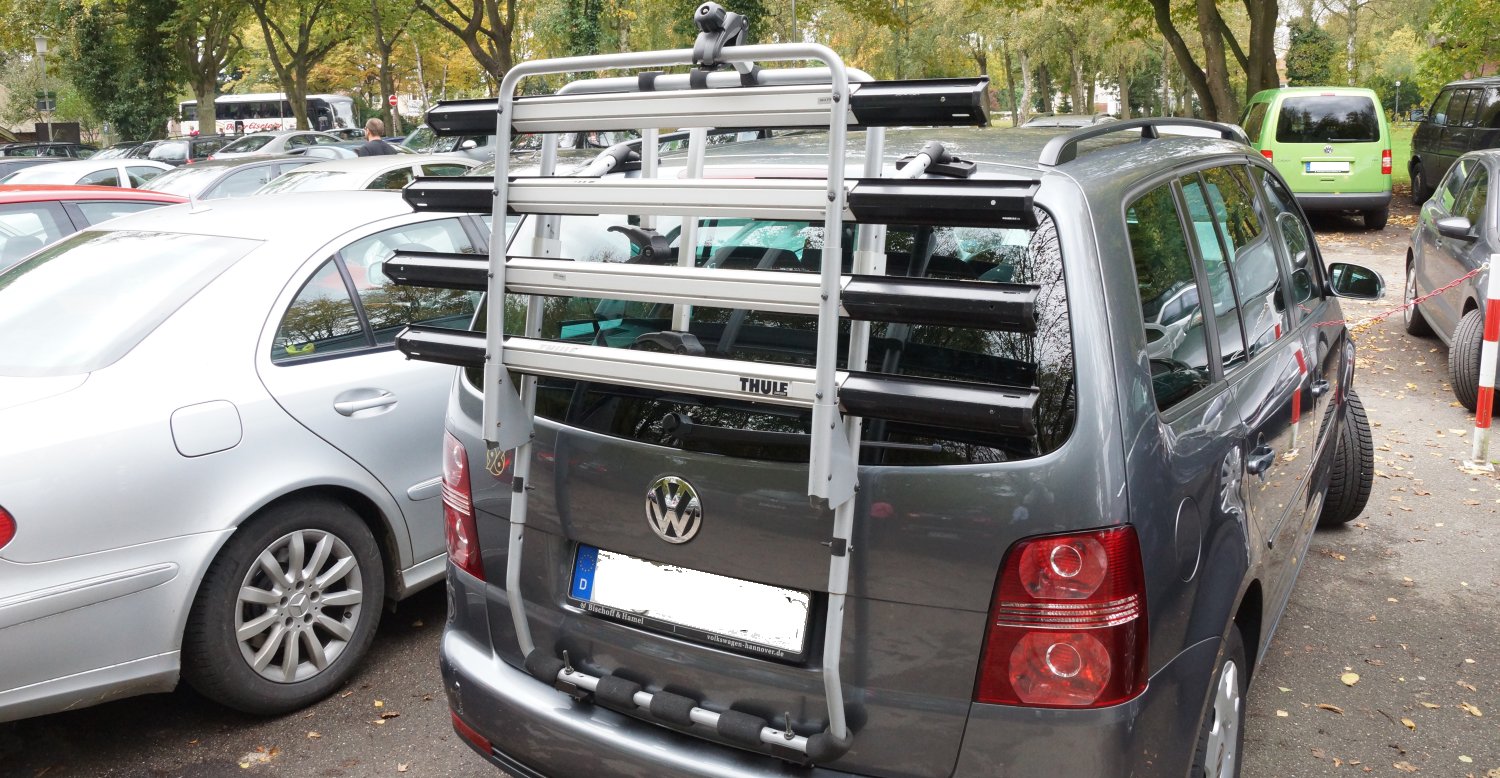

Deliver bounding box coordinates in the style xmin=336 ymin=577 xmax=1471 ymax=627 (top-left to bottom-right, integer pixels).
xmin=465 ymin=207 xmax=1093 ymax=776
xmin=1270 ymin=92 xmax=1388 ymax=194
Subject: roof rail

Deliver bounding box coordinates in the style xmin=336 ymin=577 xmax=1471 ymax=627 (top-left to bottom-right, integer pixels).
xmin=1037 ymin=117 xmax=1249 ymax=167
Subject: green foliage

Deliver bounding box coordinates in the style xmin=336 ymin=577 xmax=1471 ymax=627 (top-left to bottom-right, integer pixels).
xmin=1364 ymin=73 xmax=1424 ymax=120
xmin=1285 ymin=18 xmax=1335 ymax=86
xmin=63 ymin=0 xmax=181 ymax=141
xmin=1421 ymin=0 xmax=1500 ymax=84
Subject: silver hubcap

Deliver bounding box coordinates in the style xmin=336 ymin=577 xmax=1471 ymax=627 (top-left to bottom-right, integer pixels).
xmin=234 ymin=529 xmax=364 ymax=683
xmin=1203 ymin=659 xmax=1242 ymax=778
xmin=1404 ymin=270 xmax=1418 ymax=325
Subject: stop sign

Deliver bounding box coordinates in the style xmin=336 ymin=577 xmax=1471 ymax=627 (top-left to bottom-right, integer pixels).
xmin=388 ymin=94 xmax=398 ymax=107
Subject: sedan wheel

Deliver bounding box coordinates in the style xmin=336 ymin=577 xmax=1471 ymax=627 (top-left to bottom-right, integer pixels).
xmin=1402 ymin=263 xmax=1433 ymax=337
xmin=183 ymin=498 xmax=384 ymax=715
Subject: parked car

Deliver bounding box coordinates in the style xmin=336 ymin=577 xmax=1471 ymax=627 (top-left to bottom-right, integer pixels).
xmin=0 ymin=142 xmax=96 ymax=158
xmin=0 ymin=158 xmax=171 ymax=188
xmin=140 ymin=155 xmax=319 ymax=200
xmin=209 ymin=130 xmax=343 ymax=160
xmin=401 ymin=124 xmax=494 ymax=161
xmin=326 ymin=127 xmax=367 ymax=141
xmin=1019 ymin=113 xmax=1117 ymax=128
xmin=1404 ymin=149 xmax=1499 ymax=411
xmin=88 ymin=142 xmax=144 ymax=160
xmin=256 ymin=155 xmax=477 ymax=195
xmin=0 ymin=184 xmax=185 ymax=266
xmin=0 ymin=191 xmax=497 ymax=723
xmin=1408 ymin=78 xmax=1500 ymax=205
xmin=1241 ymin=86 xmax=1393 ymax=229
xmin=141 ymin=135 xmax=235 ymax=166
xmin=405 ymin=78 xmax=1384 ymax=776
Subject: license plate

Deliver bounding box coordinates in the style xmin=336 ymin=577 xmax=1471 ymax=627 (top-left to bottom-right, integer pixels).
xmin=569 ymin=545 xmax=810 ymax=661
xmin=1305 ymin=161 xmax=1350 ymax=174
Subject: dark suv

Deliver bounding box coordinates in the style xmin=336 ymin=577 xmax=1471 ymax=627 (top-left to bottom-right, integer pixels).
xmin=389 ymin=15 xmax=1383 ymax=777
xmin=1409 ymin=77 xmax=1500 ymax=204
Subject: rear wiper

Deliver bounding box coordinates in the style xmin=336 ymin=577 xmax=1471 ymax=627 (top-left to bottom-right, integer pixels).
xmin=661 ymin=413 xmax=942 ymax=452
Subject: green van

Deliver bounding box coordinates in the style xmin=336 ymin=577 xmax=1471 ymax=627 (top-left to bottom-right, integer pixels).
xmin=1241 ymin=86 xmax=1392 ymax=229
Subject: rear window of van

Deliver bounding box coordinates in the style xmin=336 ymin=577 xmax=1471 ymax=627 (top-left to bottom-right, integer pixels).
xmin=1275 ymin=95 xmax=1378 ymax=143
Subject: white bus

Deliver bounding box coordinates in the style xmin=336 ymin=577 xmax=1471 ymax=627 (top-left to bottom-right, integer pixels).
xmin=175 ymin=93 xmax=357 ymax=135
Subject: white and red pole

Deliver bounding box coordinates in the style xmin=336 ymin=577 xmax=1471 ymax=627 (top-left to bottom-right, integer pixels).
xmin=1466 ymin=254 xmax=1500 ymax=470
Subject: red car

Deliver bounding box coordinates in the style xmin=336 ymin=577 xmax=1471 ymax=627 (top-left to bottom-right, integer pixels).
xmin=0 ymin=185 xmax=186 ymax=266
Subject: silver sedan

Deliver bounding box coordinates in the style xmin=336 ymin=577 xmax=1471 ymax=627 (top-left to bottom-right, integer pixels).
xmin=0 ymin=192 xmax=488 ymax=722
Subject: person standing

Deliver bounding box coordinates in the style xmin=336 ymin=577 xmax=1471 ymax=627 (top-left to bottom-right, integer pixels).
xmin=354 ymin=118 xmax=398 ymax=156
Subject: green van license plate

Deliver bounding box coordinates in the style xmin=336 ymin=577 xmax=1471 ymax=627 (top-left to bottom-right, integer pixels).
xmin=1305 ymin=161 xmax=1350 ymax=174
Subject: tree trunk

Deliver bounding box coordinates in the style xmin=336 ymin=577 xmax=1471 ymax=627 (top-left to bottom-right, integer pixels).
xmin=1194 ymin=0 xmax=1237 ymax=120
xmin=291 ymin=70 xmax=310 ymax=129
xmin=413 ymin=35 xmax=431 ymax=116
xmin=1244 ymin=0 xmax=1279 ymax=96
xmin=192 ymin=75 xmax=218 ymax=135
xmin=1118 ymin=65 xmax=1130 ymax=119
xmin=1018 ymin=48 xmax=1033 ymax=124
xmin=1161 ymin=43 xmax=1171 ymax=115
xmin=1038 ymin=62 xmax=1053 ymax=113
xmin=1345 ymin=2 xmax=1357 ymax=84
xmin=1068 ymin=49 xmax=1084 ymax=113
xmin=1147 ymin=0 xmax=1217 ymax=119
xmin=1003 ymin=40 xmax=1020 ymax=127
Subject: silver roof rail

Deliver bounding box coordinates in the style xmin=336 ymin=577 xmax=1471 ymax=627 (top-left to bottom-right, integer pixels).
xmin=1037 ymin=116 xmax=1250 ymax=166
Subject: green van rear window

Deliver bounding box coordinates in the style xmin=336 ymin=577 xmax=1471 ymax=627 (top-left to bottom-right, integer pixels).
xmin=1275 ymin=95 xmax=1378 ymax=144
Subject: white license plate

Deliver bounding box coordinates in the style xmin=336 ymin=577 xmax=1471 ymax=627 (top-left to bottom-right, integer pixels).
xmin=1305 ymin=161 xmax=1351 ymax=174
xmin=569 ymin=545 xmax=810 ymax=661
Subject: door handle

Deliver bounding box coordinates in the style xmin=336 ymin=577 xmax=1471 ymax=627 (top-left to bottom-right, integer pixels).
xmin=334 ymin=391 xmax=396 ymax=416
xmin=1310 ymin=379 xmax=1331 ymax=398
xmin=1247 ymin=445 xmax=1277 ymax=475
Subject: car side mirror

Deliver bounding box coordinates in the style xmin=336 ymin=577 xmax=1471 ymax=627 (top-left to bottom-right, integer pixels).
xmin=460 ymin=139 xmax=478 ymax=150
xmin=1328 ymin=262 xmax=1384 ymax=300
xmin=1436 ymin=215 xmax=1476 ymax=241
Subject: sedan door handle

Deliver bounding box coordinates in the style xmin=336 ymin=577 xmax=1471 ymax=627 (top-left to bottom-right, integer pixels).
xmin=1246 ymin=445 xmax=1277 ymax=476
xmin=1310 ymin=379 xmax=1331 ymax=398
xmin=334 ymin=391 xmax=396 ymax=416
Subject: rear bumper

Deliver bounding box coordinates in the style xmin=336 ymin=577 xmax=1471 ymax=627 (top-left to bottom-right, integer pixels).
xmin=1295 ymin=191 xmax=1391 ymax=212
xmin=442 ymin=570 xmax=1221 ymax=777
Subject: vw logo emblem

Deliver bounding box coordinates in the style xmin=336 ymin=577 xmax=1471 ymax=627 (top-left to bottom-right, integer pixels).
xmin=646 ymin=476 xmax=702 ymax=544
xmin=1323 ymin=145 xmax=1334 ymax=155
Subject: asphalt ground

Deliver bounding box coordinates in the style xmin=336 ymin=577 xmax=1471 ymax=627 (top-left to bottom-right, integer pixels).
xmin=3 ymin=187 xmax=1497 ymax=778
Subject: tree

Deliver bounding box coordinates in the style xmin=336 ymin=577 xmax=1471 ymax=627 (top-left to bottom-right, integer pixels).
xmin=172 ymin=0 xmax=246 ymax=136
xmin=414 ymin=0 xmax=518 ymax=88
xmin=248 ymin=0 xmax=348 ymax=129
xmin=1421 ymin=0 xmax=1500 ymax=83
xmin=64 ymin=0 xmax=181 ymax=141
xmin=1136 ymin=0 xmax=1277 ymax=120
xmin=370 ymin=0 xmax=418 ymax=133
xmin=1285 ymin=17 xmax=1334 ymax=86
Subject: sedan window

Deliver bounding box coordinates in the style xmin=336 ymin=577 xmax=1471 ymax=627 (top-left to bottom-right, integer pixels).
xmin=127 ymin=166 xmax=165 ymax=186
xmin=341 ymin=218 xmax=481 ymax=344
xmin=72 ymin=200 xmax=171 ymax=225
xmin=272 ymin=260 xmax=367 ymax=361
xmin=77 ymin=168 xmax=121 ymax=187
xmin=1439 ymin=159 xmax=1472 ymax=211
xmin=207 ymin=166 xmax=276 ymax=199
xmin=1454 ymin=167 xmax=1489 ymax=227
xmin=421 ymin=163 xmax=472 ymax=176
xmin=0 ymin=230 xmax=257 ymax=376
xmin=367 ymin=168 xmax=415 ymax=190
xmin=0 ymin=202 xmax=70 ymax=266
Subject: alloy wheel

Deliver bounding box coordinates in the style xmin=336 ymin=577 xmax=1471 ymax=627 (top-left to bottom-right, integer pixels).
xmin=234 ymin=529 xmax=365 ymax=683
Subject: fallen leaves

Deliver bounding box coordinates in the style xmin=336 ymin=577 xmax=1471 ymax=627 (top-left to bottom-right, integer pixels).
xmin=1458 ymin=680 xmax=1477 ymax=692
xmin=1459 ymin=702 xmax=1483 ymax=717
xmin=1341 ymin=672 xmax=1361 ymax=686
xmin=1276 ymin=709 xmax=1289 ymax=717
xmin=238 ymin=746 xmax=280 ymax=769
xmin=397 ymin=764 xmax=410 ymax=773
xmin=1393 ymin=761 xmax=1419 ymax=772
xmin=1317 ymin=703 xmax=1346 ymax=714
xmin=307 ymin=731 xmax=322 ymax=739
xmin=1401 ymin=716 xmax=1416 ymax=730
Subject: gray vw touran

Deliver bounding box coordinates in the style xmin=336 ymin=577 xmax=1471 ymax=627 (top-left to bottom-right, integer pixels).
xmin=390 ymin=21 xmax=1382 ymax=777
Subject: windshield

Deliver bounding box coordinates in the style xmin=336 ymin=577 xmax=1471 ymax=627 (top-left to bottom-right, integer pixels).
xmin=1276 ymin=95 xmax=1379 ymax=143
xmin=5 ymin=165 xmax=83 ymax=185
xmin=256 ymin=170 xmax=346 ymax=194
xmin=141 ymin=164 xmax=228 ymax=196
xmin=220 ymin=135 xmax=277 ymax=153
xmin=402 ymin=126 xmax=438 ymax=152
xmin=0 ymin=230 xmax=258 ymax=376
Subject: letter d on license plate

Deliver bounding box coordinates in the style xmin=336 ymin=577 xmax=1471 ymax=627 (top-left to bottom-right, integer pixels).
xmin=569 ymin=544 xmax=810 ymax=662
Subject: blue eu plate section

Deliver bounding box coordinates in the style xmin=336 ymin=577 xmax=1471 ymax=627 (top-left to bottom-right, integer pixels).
xmin=571 ymin=544 xmax=600 ymax=601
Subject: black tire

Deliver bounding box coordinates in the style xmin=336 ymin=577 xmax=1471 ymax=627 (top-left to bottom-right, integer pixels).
xmin=1362 ymin=207 xmax=1389 ymax=231
xmin=1402 ymin=260 xmax=1434 ymax=337
xmin=1411 ymin=165 xmax=1431 ymax=205
xmin=1319 ymin=389 xmax=1373 ymax=527
xmin=1191 ymin=626 xmax=1248 ymax=778
xmin=1449 ymin=308 xmax=1497 ymax=414
xmin=182 ymin=498 xmax=385 ymax=715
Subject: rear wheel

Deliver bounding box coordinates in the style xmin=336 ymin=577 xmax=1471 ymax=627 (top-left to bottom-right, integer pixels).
xmin=1363 ymin=207 xmax=1389 ymax=231
xmin=1319 ymin=389 xmax=1373 ymax=527
xmin=182 ymin=498 xmax=385 ymax=715
xmin=1403 ymin=260 xmax=1434 ymax=337
xmin=1411 ymin=165 xmax=1431 ymax=205
xmin=1449 ymin=309 xmax=1497 ymax=413
xmin=1191 ymin=626 xmax=1248 ymax=778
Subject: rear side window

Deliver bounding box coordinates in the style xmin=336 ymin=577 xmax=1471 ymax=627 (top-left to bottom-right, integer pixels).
xmin=1439 ymin=159 xmax=1473 ymax=210
xmin=78 ymin=168 xmax=121 ymax=187
xmin=1455 ymin=167 xmax=1489 ymax=227
xmin=474 ymin=212 xmax=1075 ymax=465
xmin=73 ymin=200 xmax=168 ymax=225
xmin=1243 ymin=103 xmax=1269 ymax=145
xmin=207 ymin=166 xmax=276 ymax=199
xmin=368 ymin=168 xmax=415 ymax=190
xmin=1127 ymin=183 xmax=1211 ymax=412
xmin=1430 ymin=90 xmax=1454 ymax=127
xmin=1275 ymin=95 xmax=1379 ymax=143
xmin=0 ymin=202 xmax=70 ymax=265
xmin=1482 ymin=89 xmax=1500 ymax=129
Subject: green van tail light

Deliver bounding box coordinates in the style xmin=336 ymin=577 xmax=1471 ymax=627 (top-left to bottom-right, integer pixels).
xmin=1261 ymin=149 xmax=1274 ymax=161
xmin=1382 ymin=149 xmax=1392 ymax=176
xmin=974 ymin=525 xmax=1149 ymax=708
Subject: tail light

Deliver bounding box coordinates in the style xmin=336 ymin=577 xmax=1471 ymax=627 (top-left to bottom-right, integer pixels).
xmin=1260 ymin=149 xmax=1274 ymax=161
xmin=451 ymin=709 xmax=492 ymax=753
xmin=975 ymin=525 xmax=1148 ymax=708
xmin=0 ymin=505 xmax=14 ymax=550
xmin=1381 ymin=149 xmax=1392 ymax=176
xmin=442 ymin=431 xmax=483 ymax=579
